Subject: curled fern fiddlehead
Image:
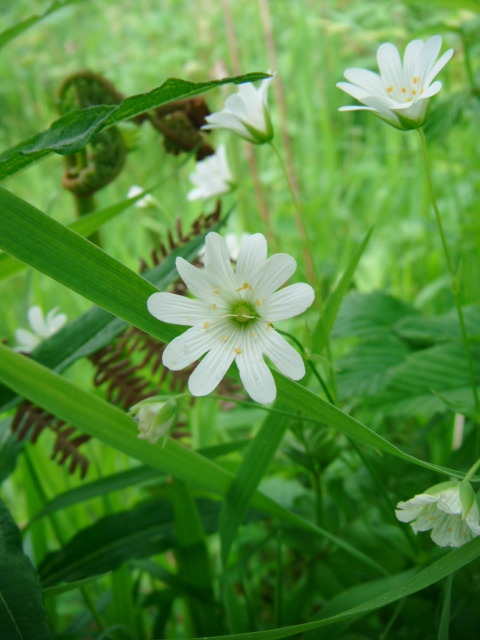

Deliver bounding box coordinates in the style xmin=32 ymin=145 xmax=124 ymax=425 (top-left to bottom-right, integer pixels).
xmin=57 ymin=70 xmax=127 ymax=198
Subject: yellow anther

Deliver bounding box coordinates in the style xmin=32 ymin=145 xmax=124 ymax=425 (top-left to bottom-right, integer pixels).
xmin=234 ymin=348 xmax=242 ymax=354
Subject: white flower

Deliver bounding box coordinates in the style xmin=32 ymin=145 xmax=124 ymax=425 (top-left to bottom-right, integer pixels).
xmin=202 ymin=77 xmax=274 ymax=144
xmin=14 ymin=306 xmax=67 ymax=353
xmin=127 ymin=185 xmax=158 ymax=208
xmin=395 ymin=480 xmax=480 ymax=548
xmin=130 ymin=396 xmax=178 ymax=445
xmin=337 ymin=35 xmax=454 ymax=129
xmin=147 ymin=232 xmax=314 ymax=404
xmin=187 ymin=145 xmax=233 ymax=201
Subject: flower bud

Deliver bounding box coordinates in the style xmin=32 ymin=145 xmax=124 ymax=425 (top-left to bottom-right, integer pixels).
xmin=129 ymin=396 xmax=178 ymax=445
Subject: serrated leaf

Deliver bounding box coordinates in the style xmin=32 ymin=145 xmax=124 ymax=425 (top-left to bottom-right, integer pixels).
xmin=333 ymin=291 xmax=417 ymax=340
xmin=0 ymin=73 xmax=268 ymax=181
xmin=0 ymin=500 xmax=53 ymax=640
xmin=336 ymin=337 xmax=410 ymax=399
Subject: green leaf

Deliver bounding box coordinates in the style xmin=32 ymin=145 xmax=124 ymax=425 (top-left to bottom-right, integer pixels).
xmin=0 ymin=183 xmax=164 ymax=281
xmin=0 ymin=73 xmax=268 ymax=181
xmin=0 ymin=0 xmax=85 ymax=49
xmin=29 ymin=441 xmax=248 ymax=525
xmin=0 ymin=344 xmax=388 ymax=575
xmin=171 ymin=481 xmax=222 ymax=636
xmin=183 ymin=538 xmax=480 ymax=640
xmin=311 ymin=227 xmax=374 ymax=354
xmin=0 ymin=199 xmax=220 ymax=412
xmin=38 ymin=498 xmax=221 ymax=587
xmin=219 ymin=409 xmax=290 ymax=566
xmin=0 ymin=188 xmax=469 ymax=482
xmin=333 ymin=291 xmax=417 ymax=340
xmin=42 ymin=573 xmax=109 ymax=599
xmin=0 ymin=500 xmax=53 ymax=640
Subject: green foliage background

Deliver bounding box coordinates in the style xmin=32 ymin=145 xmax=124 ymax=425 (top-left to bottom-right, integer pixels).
xmin=1 ymin=0 xmax=480 ymax=639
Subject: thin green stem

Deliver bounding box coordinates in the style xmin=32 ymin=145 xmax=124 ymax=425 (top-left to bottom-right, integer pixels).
xmin=464 ymin=457 xmax=480 ymax=482
xmin=417 ymin=129 xmax=480 ymax=440
xmin=269 ymin=141 xmax=318 ymax=291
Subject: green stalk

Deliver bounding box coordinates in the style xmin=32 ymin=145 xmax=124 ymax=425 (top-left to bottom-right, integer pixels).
xmin=417 ymin=129 xmax=480 ymax=450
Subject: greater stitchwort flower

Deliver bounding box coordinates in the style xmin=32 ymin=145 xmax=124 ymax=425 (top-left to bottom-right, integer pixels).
xmin=187 ymin=145 xmax=233 ymax=201
xmin=337 ymin=35 xmax=453 ymax=129
xmin=202 ymin=77 xmax=274 ymax=144
xmin=130 ymin=396 xmax=178 ymax=445
xmin=147 ymin=232 xmax=314 ymax=404
xmin=14 ymin=305 xmax=67 ymax=353
xmin=395 ymin=480 xmax=480 ymax=548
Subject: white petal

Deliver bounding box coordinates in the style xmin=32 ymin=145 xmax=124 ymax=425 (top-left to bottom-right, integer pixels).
xmin=162 ymin=325 xmax=218 ymax=370
xmin=45 ymin=310 xmax=67 ymax=335
xmin=13 ymin=329 xmax=41 ymax=352
xmin=147 ymin=292 xmax=206 ymax=326
xmin=342 ymin=68 xmax=384 ymax=95
xmin=437 ymin=487 xmax=462 ymax=515
xmin=424 ymin=48 xmax=454 ymax=87
xmin=27 ymin=306 xmax=47 ymax=336
xmin=261 ymin=283 xmax=314 ymax=321
xmin=203 ymin=232 xmax=237 ymax=290
xmin=235 ymin=233 xmax=267 ymax=283
xmin=203 ymin=111 xmax=252 ymax=140
xmin=377 ymin=42 xmax=404 ymax=90
xmin=188 ymin=333 xmax=238 ymax=396
xmin=260 ymin=328 xmax=305 ymax=380
xmin=250 ymin=253 xmax=296 ymax=298
xmin=236 ymin=333 xmax=276 ymax=404
xmin=175 ymin=258 xmax=212 ymax=300
xmin=418 ymin=35 xmax=442 ymax=78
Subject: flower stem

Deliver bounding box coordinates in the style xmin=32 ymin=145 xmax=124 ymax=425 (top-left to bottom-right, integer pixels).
xmin=464 ymin=457 xmax=480 ymax=483
xmin=269 ymin=141 xmax=318 ymax=293
xmin=417 ymin=129 xmax=480 ymax=440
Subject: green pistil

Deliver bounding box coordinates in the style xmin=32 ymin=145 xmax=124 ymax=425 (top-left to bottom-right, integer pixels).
xmin=231 ymin=302 xmax=257 ymax=324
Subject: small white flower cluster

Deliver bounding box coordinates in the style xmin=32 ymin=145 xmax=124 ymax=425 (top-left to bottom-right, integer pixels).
xmin=14 ymin=306 xmax=67 ymax=353
xmin=396 ymin=480 xmax=480 ymax=548
xmin=187 ymin=76 xmax=274 ymax=201
xmin=337 ymin=35 xmax=453 ymax=129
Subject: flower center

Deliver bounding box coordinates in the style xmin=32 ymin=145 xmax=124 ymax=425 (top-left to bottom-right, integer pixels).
xmin=231 ymin=302 xmax=257 ymax=324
